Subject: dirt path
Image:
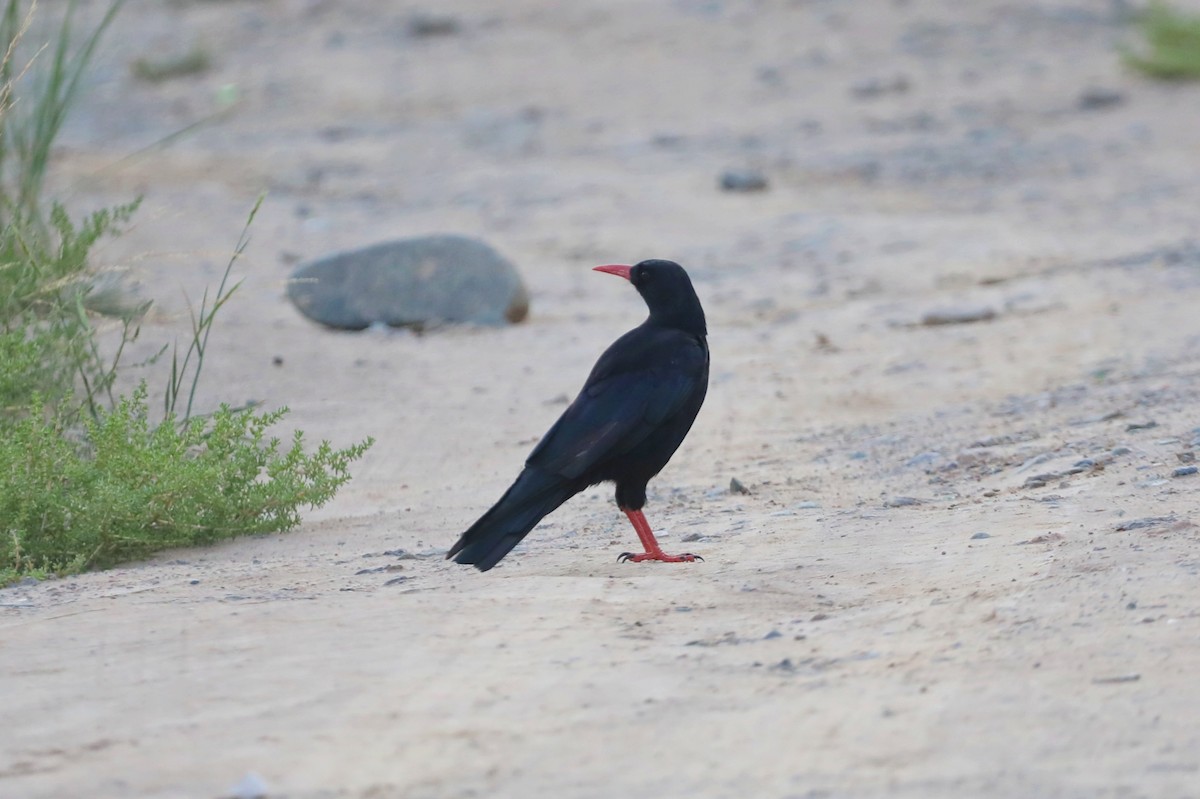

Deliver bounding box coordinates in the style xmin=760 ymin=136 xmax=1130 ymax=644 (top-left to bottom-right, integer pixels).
xmin=3 ymin=1 xmax=1200 ymax=797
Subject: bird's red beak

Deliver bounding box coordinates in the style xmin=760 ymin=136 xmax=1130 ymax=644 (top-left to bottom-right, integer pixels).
xmin=593 ymin=263 xmax=633 ymax=281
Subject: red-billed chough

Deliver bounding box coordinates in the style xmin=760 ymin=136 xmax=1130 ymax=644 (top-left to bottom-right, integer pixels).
xmin=448 ymin=259 xmax=709 ymax=571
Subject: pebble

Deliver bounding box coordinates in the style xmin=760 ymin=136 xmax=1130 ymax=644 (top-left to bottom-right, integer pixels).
xmin=729 ymin=477 xmax=752 ymax=495
xmin=764 ymin=630 xmax=783 ymax=640
xmin=851 ymin=74 xmax=910 ymax=98
xmin=719 ymin=169 xmax=769 ymax=192
xmin=970 ymin=532 xmax=992 ymax=540
xmin=288 ymin=235 xmax=529 ymax=330
xmin=1111 ymin=446 xmax=1132 ymax=456
xmin=1078 ymin=87 xmax=1125 ymax=110
xmin=1091 ymin=674 xmax=1141 ymax=685
xmin=409 ymin=13 xmax=460 ymax=37
xmin=1125 ymin=421 xmax=1157 ymax=432
xmin=920 ymin=305 xmax=997 ymax=326
xmin=1172 ymin=466 xmax=1198 ymax=478
xmin=885 ymin=496 xmax=923 ymax=507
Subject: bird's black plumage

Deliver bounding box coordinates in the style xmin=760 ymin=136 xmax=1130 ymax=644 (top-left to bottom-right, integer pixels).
xmin=448 ymin=259 xmax=709 ymax=571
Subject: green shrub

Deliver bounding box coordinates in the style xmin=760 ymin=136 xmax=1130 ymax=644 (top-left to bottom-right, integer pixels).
xmin=1 ymin=385 xmax=373 ymax=582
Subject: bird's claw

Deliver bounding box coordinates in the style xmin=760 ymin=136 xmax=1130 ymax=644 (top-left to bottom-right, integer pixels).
xmin=617 ymin=551 xmax=703 ymax=564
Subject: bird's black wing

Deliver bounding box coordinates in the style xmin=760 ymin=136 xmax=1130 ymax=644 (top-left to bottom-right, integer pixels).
xmin=526 ymin=329 xmax=706 ymax=481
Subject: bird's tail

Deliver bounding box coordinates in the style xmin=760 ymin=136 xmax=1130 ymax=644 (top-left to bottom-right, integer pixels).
xmin=447 ymin=467 xmax=579 ymax=571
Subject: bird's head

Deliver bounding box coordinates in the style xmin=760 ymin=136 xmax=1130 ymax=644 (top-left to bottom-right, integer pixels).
xmin=593 ymin=259 xmax=706 ymax=337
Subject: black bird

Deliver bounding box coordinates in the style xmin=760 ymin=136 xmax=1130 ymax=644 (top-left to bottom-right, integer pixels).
xmin=448 ymin=259 xmax=709 ymax=571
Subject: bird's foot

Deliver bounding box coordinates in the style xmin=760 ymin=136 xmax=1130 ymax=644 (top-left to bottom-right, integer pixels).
xmin=617 ymin=551 xmax=703 ymax=564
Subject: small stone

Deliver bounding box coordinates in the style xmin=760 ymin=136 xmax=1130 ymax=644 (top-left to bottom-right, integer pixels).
xmin=719 ymin=169 xmax=769 ymax=192
xmin=1111 ymin=446 xmax=1133 ymax=456
xmin=729 ymin=477 xmax=752 ymax=495
xmin=764 ymin=630 xmax=783 ymax=640
xmin=1172 ymin=465 xmax=1198 ymax=478
xmin=1078 ymin=87 xmax=1124 ymax=111
xmin=409 ymin=13 xmax=460 ymax=37
xmin=1177 ymin=452 xmax=1196 ymax=464
xmin=794 ymin=500 xmax=821 ymax=509
xmin=1125 ymin=421 xmax=1157 ymax=432
xmin=1091 ymin=674 xmax=1141 ymax=684
xmin=970 ymin=532 xmax=991 ymax=540
xmin=885 ymin=496 xmax=922 ymax=507
xmin=920 ymin=305 xmax=997 ymax=326
xmin=681 ymin=533 xmax=704 ymax=543
xmin=851 ymin=75 xmax=910 ymax=98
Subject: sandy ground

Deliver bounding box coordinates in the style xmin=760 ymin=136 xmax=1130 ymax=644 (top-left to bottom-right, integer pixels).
xmin=3 ymin=1 xmax=1200 ymax=797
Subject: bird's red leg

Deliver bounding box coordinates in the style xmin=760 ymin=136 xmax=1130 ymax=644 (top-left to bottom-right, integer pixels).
xmin=617 ymin=509 xmax=703 ymax=563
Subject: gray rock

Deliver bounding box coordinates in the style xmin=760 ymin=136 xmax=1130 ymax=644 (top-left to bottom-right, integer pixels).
xmin=1078 ymin=87 xmax=1124 ymax=111
xmin=920 ymin=305 xmax=997 ymax=326
xmin=970 ymin=532 xmax=992 ymax=540
xmin=851 ymin=75 xmax=910 ymax=98
xmin=719 ymin=169 xmax=768 ymax=192
xmin=288 ymin=235 xmax=529 ymax=330
xmin=1172 ymin=466 xmax=1198 ymax=478
xmin=409 ymin=13 xmax=460 ymax=37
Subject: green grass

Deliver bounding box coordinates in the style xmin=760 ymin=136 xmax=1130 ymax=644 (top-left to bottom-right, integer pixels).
xmin=0 ymin=0 xmax=126 ymax=227
xmin=1124 ymin=2 xmax=1200 ymax=80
